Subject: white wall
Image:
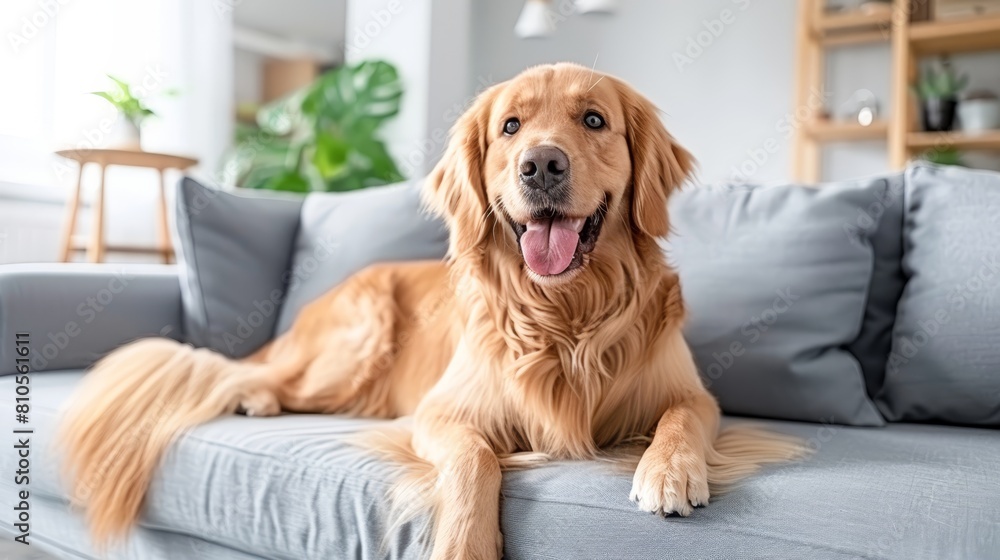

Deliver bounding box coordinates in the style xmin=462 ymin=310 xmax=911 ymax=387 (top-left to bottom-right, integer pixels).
xmin=233 ymin=50 xmax=264 ymax=107
xmin=344 ymin=0 xmax=473 ymax=178
xmin=0 ymin=0 xmax=233 ymax=264
xmin=470 ymin=1 xmax=1000 ymax=184
xmin=346 ymin=0 xmax=432 ymax=177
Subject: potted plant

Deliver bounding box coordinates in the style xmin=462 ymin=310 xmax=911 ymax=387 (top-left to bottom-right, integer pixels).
xmin=225 ymin=60 xmax=404 ymax=193
xmin=958 ymin=90 xmax=1000 ymax=135
xmin=914 ymin=60 xmax=969 ymax=132
xmin=922 ymin=146 xmax=963 ymax=166
xmin=91 ymin=75 xmax=157 ymax=150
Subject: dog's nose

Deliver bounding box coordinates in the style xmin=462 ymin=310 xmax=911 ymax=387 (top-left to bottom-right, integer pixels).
xmin=519 ymin=146 xmax=569 ymax=190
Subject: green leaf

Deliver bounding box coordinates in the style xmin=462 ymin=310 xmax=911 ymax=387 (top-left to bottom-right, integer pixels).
xmin=923 ymin=147 xmax=963 ymax=166
xmin=91 ymin=91 xmax=118 ymax=107
xmin=301 ymin=60 xmax=402 ymax=135
xmin=312 ymin=132 xmax=350 ymax=178
xmin=258 ymin=89 xmax=307 ymax=135
xmin=263 ymin=170 xmax=311 ymax=193
xmin=323 ymin=135 xmax=402 ymax=192
xmin=224 ymin=60 xmax=405 ymax=194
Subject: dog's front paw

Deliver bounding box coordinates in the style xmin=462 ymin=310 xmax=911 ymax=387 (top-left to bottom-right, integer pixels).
xmin=237 ymin=390 xmax=280 ymax=417
xmin=630 ymin=446 xmax=709 ymax=517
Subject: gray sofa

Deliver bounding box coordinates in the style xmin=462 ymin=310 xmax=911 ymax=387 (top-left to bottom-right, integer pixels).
xmin=2 ymin=163 xmax=999 ymax=559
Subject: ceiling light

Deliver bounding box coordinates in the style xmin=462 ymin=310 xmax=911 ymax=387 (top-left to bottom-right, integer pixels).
xmin=515 ymin=0 xmax=556 ymax=39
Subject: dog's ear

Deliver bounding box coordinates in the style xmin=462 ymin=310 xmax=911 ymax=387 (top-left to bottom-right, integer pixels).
xmin=616 ymin=80 xmax=696 ymax=238
xmin=424 ymin=84 xmax=501 ymax=257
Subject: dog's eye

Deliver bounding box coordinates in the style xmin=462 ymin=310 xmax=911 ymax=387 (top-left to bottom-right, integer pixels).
xmin=583 ymin=112 xmax=605 ymax=130
xmin=503 ymin=118 xmax=520 ymax=135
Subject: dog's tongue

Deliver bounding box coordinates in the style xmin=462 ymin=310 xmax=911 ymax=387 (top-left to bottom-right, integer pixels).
xmin=521 ymin=217 xmax=585 ymax=276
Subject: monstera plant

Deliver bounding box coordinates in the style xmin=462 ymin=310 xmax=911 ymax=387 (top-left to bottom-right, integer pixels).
xmin=226 ymin=60 xmax=404 ymax=193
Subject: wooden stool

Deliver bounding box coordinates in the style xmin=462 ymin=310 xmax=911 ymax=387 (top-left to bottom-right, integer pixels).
xmin=55 ymin=149 xmax=198 ymax=263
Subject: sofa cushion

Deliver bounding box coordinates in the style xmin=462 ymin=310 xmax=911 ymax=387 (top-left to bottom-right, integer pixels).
xmin=877 ymin=163 xmax=1000 ymax=425
xmin=846 ymin=173 xmax=906 ymax=397
xmin=174 ymin=178 xmax=303 ymax=358
xmin=173 ymin=178 xmax=448 ymax=355
xmin=667 ymin=178 xmax=895 ymax=425
xmin=9 ymin=372 xmax=999 ymax=559
xmin=274 ymin=180 xmax=448 ymax=333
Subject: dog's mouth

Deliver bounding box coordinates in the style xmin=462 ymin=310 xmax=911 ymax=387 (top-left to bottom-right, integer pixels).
xmin=506 ymin=199 xmax=607 ymax=278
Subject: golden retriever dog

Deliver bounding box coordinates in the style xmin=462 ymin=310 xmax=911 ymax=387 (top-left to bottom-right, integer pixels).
xmin=60 ymin=63 xmax=805 ymax=559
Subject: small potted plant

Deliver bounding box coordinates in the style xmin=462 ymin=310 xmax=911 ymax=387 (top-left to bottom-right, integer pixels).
xmin=958 ymin=90 xmax=1000 ymax=135
xmin=914 ymin=60 xmax=968 ymax=132
xmin=91 ymin=75 xmax=157 ymax=150
xmin=922 ymin=146 xmax=963 ymax=166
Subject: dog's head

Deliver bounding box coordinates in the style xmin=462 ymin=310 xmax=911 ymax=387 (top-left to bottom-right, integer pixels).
xmin=426 ymin=63 xmax=694 ymax=286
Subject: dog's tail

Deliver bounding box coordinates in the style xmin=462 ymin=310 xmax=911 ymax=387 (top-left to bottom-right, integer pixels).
xmin=349 ymin=423 xmax=436 ymax=554
xmin=57 ymin=338 xmax=293 ymax=545
xmin=354 ymin=422 xmax=551 ymax=555
xmin=706 ymin=425 xmax=810 ymax=491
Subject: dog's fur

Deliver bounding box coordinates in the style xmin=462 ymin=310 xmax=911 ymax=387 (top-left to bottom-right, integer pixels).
xmin=59 ymin=63 xmax=805 ymax=559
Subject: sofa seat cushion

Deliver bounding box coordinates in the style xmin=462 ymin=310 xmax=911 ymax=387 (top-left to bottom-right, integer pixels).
xmin=7 ymin=372 xmax=999 ymax=559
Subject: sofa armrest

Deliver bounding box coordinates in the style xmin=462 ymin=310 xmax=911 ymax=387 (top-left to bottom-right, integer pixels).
xmin=0 ymin=263 xmax=183 ymax=375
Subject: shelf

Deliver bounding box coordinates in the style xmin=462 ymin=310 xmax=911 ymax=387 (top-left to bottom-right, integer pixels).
xmin=907 ymin=130 xmax=1000 ymax=150
xmin=813 ymin=8 xmax=893 ymax=46
xmin=909 ymin=16 xmax=1000 ymax=54
xmin=821 ymin=29 xmax=890 ymax=47
xmin=793 ymin=0 xmax=1000 ymax=180
xmin=816 ymin=9 xmax=893 ymax=31
xmin=804 ymin=120 xmax=889 ymax=142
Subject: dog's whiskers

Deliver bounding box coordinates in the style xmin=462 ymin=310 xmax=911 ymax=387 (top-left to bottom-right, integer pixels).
xmin=586 ymin=53 xmax=600 ymax=91
xmin=586 ymin=75 xmax=605 ymax=93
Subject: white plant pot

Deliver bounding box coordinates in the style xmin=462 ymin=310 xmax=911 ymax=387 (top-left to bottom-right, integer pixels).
xmin=108 ymin=117 xmax=142 ymax=150
xmin=958 ymin=99 xmax=1000 ymax=135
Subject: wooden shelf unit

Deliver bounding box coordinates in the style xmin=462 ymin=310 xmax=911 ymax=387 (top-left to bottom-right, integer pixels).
xmin=791 ymin=1 xmax=1000 ymax=182
xmin=815 ymin=9 xmax=893 ymax=31
xmin=909 ymin=16 xmax=1000 ymax=54
xmin=814 ymin=7 xmax=893 ymax=46
xmin=908 ymin=130 xmax=1000 ymax=150
xmin=805 ymin=120 xmax=889 ymax=141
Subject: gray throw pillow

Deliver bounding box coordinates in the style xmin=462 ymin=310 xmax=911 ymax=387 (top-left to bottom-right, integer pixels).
xmin=877 ymin=163 xmax=1000 ymax=425
xmin=667 ymin=179 xmax=891 ymax=426
xmin=274 ymin=180 xmax=449 ymax=333
xmin=174 ymin=178 xmax=303 ymax=358
xmin=846 ymin=173 xmax=906 ymax=397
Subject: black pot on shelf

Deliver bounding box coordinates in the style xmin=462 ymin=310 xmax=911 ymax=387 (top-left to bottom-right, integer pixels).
xmin=921 ymin=97 xmax=958 ymax=132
